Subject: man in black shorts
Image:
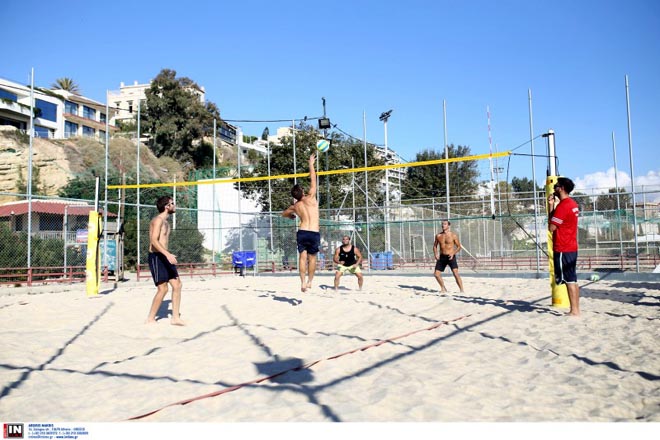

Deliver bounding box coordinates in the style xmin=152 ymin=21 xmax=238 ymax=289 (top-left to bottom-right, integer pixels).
xmin=433 ymin=220 xmax=464 ymax=293
xmin=146 ymin=195 xmax=185 ymax=325
xmin=282 ymin=154 xmax=320 ymax=292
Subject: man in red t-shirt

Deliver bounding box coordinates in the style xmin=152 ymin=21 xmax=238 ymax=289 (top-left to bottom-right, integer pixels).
xmin=548 ymin=177 xmax=581 ymax=316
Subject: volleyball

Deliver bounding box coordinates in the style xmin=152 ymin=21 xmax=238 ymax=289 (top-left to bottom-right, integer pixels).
xmin=317 ymin=139 xmax=330 ymax=153
xmin=590 ymin=274 xmax=600 ymax=282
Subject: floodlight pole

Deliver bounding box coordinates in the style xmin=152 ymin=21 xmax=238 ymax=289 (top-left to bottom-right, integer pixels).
xmin=529 ymin=89 xmax=541 ymax=274
xmin=443 ymin=100 xmax=450 ymax=219
xmin=380 ymin=110 xmax=393 ymax=253
xmin=27 ymin=68 xmax=34 ymax=269
xmin=292 ymin=119 xmax=297 ymax=184
xmin=237 ymin=138 xmax=243 ymax=251
xmin=267 ymin=138 xmax=273 ymax=251
xmin=103 ymin=93 xmax=110 ymax=273
xmin=136 ymin=100 xmax=141 ymax=271
xmin=611 ymin=131 xmax=623 ymax=257
xmin=322 ymin=97 xmax=330 ymax=211
xmin=212 ymin=119 xmax=217 ymax=263
xmin=625 ymin=74 xmax=640 ymax=272
xmin=363 ymin=111 xmax=371 ymax=272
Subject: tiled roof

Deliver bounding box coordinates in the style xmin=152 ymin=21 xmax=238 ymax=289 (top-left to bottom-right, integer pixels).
xmin=0 ymin=201 xmax=117 ymax=217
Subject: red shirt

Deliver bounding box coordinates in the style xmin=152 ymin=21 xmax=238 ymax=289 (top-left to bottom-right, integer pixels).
xmin=551 ymin=197 xmax=579 ymax=252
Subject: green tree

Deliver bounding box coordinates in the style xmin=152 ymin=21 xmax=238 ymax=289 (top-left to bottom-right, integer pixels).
xmin=511 ymin=176 xmax=542 ymax=198
xmin=58 ymin=173 xmax=203 ymax=269
xmin=239 ymin=123 xmax=385 ymax=218
xmin=595 ymin=188 xmax=630 ymax=212
xmin=142 ymin=69 xmax=221 ymax=167
xmin=51 ymin=77 xmax=80 ymax=94
xmin=571 ymin=191 xmax=592 ymax=213
xmin=404 ymin=145 xmax=480 ymax=202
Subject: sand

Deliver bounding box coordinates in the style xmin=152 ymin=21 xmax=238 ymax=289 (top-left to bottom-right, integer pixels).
xmin=0 ymin=273 xmax=658 ymax=423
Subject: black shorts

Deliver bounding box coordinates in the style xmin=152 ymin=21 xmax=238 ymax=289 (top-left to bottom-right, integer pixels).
xmin=297 ymin=230 xmax=320 ymax=255
xmin=435 ymin=254 xmax=458 ymax=272
xmin=553 ymin=251 xmax=578 ymax=284
xmin=148 ymin=252 xmax=179 ymax=286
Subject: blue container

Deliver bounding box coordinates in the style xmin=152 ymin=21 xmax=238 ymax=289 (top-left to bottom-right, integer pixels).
xmin=384 ymin=251 xmax=394 ymax=269
xmin=370 ymin=252 xmax=385 ymax=270
xmin=232 ymin=250 xmax=256 ymax=268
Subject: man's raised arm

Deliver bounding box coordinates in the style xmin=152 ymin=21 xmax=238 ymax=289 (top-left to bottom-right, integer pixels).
xmin=308 ymin=154 xmax=317 ymax=196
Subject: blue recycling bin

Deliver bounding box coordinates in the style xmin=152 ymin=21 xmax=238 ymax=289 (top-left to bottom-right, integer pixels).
xmin=370 ymin=252 xmax=386 ymax=270
xmin=232 ymin=250 xmax=256 ymax=276
xmin=384 ymin=251 xmax=394 ymax=269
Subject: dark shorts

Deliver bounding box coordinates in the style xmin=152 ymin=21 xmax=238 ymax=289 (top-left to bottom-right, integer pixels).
xmin=553 ymin=251 xmax=578 ymax=284
xmin=148 ymin=252 xmax=179 ymax=286
xmin=297 ymin=230 xmax=320 ymax=255
xmin=435 ymin=254 xmax=458 ymax=272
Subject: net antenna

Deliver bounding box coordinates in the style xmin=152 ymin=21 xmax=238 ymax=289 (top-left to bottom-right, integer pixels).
xmin=487 ymin=105 xmax=496 ymax=219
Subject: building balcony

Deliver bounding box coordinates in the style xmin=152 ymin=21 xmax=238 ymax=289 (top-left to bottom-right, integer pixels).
xmin=0 ymin=99 xmax=32 ymax=119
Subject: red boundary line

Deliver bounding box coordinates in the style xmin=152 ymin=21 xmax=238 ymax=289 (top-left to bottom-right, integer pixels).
xmin=127 ymin=313 xmax=472 ymax=420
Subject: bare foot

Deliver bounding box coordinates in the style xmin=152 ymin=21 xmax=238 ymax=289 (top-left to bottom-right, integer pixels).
xmin=567 ymin=311 xmax=580 ymax=317
xmin=306 ymin=282 xmax=312 ymax=290
xmin=145 ymin=318 xmax=158 ymax=324
xmin=301 ymin=285 xmax=307 ymax=293
xmin=171 ymin=318 xmax=186 ymax=326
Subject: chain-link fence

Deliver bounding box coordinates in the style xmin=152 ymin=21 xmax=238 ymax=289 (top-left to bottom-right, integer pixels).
xmin=1 ymin=184 xmax=659 ymax=285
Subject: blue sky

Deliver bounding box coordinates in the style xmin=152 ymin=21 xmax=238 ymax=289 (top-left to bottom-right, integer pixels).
xmin=3 ymin=0 xmax=659 ymax=194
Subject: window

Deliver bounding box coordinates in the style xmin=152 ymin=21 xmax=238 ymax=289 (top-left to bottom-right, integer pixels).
xmin=82 ymin=126 xmax=95 ymax=137
xmin=99 ymin=130 xmax=106 ymax=139
xmin=65 ymin=121 xmax=78 ymax=138
xmin=0 ymin=89 xmax=17 ymax=101
xmin=34 ymin=125 xmax=51 ymax=138
xmin=0 ymin=117 xmax=25 ymax=130
xmin=83 ymin=105 xmax=96 ymax=119
xmin=220 ymin=124 xmax=237 ymax=144
xmin=65 ymin=100 xmax=78 ymax=115
xmin=127 ymin=101 xmax=133 ymax=113
xmin=15 ymin=216 xmax=23 ymax=231
xmin=100 ymin=112 xmax=106 ymax=123
xmin=39 ymin=213 xmax=63 ymax=231
xmin=35 ymin=99 xmax=57 ymax=122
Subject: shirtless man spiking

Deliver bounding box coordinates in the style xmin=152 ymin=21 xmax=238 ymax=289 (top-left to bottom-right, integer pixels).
xmin=282 ymin=154 xmax=320 ymax=293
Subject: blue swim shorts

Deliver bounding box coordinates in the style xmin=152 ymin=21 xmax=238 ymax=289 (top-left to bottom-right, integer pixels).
xmin=296 ymin=230 xmax=320 ymax=255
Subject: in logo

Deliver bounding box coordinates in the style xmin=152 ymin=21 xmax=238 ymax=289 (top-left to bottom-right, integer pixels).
xmin=3 ymin=424 xmax=23 ymax=439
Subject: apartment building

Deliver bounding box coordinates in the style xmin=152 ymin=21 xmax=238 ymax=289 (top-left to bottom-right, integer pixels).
xmin=57 ymin=89 xmax=115 ymax=140
xmin=106 ymin=79 xmax=240 ymax=146
xmin=0 ymin=77 xmax=63 ymax=139
xmin=108 ymin=80 xmax=206 ymax=125
xmin=0 ymin=76 xmax=116 ymax=140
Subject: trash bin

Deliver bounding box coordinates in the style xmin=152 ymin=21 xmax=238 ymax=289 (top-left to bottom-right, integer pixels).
xmin=384 ymin=251 xmax=394 ymax=269
xmin=232 ymin=250 xmax=256 ymax=276
xmin=370 ymin=252 xmax=385 ymax=270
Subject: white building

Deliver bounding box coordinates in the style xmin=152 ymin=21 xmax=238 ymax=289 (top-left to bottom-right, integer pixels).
xmin=197 ymin=179 xmax=261 ymax=254
xmin=108 ymin=80 xmax=206 ymax=126
xmin=0 ymin=76 xmax=116 ymax=141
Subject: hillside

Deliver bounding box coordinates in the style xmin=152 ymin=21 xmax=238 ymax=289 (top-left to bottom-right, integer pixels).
xmin=0 ymin=127 xmax=186 ymax=203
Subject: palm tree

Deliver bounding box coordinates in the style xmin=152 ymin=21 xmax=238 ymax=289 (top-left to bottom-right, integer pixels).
xmin=51 ymin=77 xmax=80 ymax=94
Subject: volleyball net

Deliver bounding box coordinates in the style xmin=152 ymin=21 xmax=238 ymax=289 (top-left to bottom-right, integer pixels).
xmin=104 ymin=150 xmax=660 ymax=276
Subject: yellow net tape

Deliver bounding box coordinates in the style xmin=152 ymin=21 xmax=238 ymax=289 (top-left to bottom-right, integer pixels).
xmin=109 ymin=151 xmax=511 ymax=190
